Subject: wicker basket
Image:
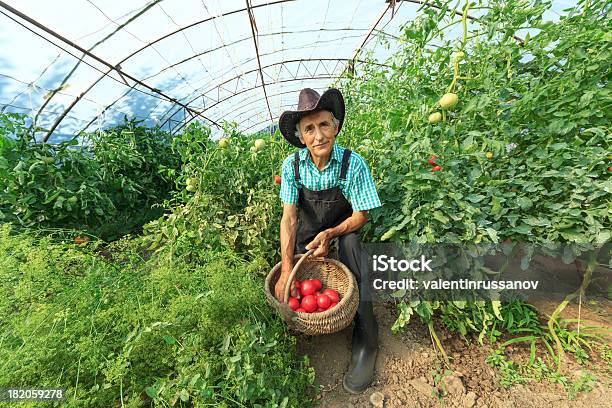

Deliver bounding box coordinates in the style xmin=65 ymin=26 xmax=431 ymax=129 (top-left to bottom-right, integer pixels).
xmin=264 ymin=249 xmax=359 ymax=335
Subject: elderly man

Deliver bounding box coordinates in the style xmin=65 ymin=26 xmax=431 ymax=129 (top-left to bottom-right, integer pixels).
xmin=274 ymin=88 xmax=382 ymax=394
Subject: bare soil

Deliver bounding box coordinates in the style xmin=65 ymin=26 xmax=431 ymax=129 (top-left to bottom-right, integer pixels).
xmin=296 ymin=300 xmax=612 ymax=408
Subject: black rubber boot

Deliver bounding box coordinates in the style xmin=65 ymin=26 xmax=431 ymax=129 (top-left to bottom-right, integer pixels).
xmin=343 ymin=299 xmax=378 ymax=394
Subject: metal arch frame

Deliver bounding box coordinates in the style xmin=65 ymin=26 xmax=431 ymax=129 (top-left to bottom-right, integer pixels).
xmin=151 ymin=33 xmax=370 ymax=122
xmin=236 ymin=103 xmax=293 ymax=130
xmin=200 ymin=59 xmax=385 ymax=128
xmin=240 ymin=110 xmax=291 ymax=134
xmin=85 ymin=32 xmax=378 ymax=133
xmin=245 ymin=0 xmax=273 ymax=125
xmin=15 ymin=0 xmax=297 ymax=141
xmin=170 ymin=53 xmax=389 ymax=134
xmin=0 ymin=1 xmax=222 ymax=141
xmin=169 ymin=74 xmax=346 ymax=135
xmin=1 ymin=0 xmax=527 ymax=140
xmin=213 ymin=84 xmax=337 ymax=129
xmin=80 ymin=33 xmax=386 ymax=134
xmin=166 ymin=58 xmax=390 ymax=134
xmin=158 ymin=58 xmax=387 ymax=129
xmin=140 ymin=27 xmax=396 ymax=83
xmin=153 ymin=33 xmax=363 ymax=106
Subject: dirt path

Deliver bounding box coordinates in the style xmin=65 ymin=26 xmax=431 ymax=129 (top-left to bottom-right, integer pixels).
xmin=296 ymin=301 xmax=612 ymax=408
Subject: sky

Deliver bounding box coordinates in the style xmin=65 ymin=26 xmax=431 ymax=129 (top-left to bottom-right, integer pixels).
xmin=0 ymin=0 xmax=575 ymax=142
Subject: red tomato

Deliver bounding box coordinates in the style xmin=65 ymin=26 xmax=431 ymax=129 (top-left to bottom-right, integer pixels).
xmin=296 ymin=308 xmax=306 ymax=313
xmin=330 ymin=301 xmax=338 ymax=309
xmin=428 ymin=155 xmax=438 ymax=165
xmin=322 ymin=288 xmax=339 ymax=303
xmin=301 ymin=295 xmax=317 ymax=313
xmin=432 ymin=165 xmax=442 ymax=172
xmin=316 ymin=307 xmax=326 ymax=313
xmin=301 ymin=280 xmax=317 ymax=296
xmin=274 ymin=175 xmax=281 ymax=184
xmin=291 ymin=286 xmax=301 ymax=299
xmin=288 ymin=297 xmax=300 ymax=311
xmin=312 ymin=279 xmax=322 ymax=290
xmin=317 ymin=294 xmax=331 ymax=309
xmin=294 ymin=280 xmax=301 ymax=289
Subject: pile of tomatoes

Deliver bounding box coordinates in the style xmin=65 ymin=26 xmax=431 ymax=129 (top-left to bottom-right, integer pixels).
xmin=287 ymin=279 xmax=340 ymax=313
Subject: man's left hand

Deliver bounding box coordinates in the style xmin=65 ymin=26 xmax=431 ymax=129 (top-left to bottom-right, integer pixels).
xmin=306 ymin=230 xmax=332 ymax=257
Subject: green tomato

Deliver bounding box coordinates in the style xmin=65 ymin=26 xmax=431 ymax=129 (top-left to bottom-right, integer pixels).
xmin=452 ymin=51 xmax=465 ymax=62
xmin=254 ymin=139 xmax=265 ymax=151
xmin=186 ymin=184 xmax=196 ymax=192
xmin=439 ymin=93 xmax=458 ymax=110
xmin=428 ymin=112 xmax=442 ymax=124
xmin=218 ymin=138 xmax=229 ymax=148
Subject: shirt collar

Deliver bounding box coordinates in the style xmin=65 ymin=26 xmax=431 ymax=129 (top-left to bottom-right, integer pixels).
xmin=299 ymin=143 xmax=344 ymax=165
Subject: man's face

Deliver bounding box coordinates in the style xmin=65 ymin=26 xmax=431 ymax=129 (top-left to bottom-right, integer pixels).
xmin=298 ymin=110 xmax=338 ymax=162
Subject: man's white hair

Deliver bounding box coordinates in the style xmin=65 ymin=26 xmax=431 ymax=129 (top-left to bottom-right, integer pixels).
xmin=294 ymin=111 xmax=340 ymax=139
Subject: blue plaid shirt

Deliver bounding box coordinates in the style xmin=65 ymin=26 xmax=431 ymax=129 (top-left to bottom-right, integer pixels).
xmin=279 ymin=143 xmax=381 ymax=212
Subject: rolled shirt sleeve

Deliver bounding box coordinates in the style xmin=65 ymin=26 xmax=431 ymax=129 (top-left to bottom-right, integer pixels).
xmin=346 ymin=154 xmax=382 ymax=212
xmin=279 ymin=155 xmax=299 ymax=205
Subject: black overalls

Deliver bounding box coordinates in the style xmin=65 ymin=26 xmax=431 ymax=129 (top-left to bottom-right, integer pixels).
xmin=292 ymin=147 xmax=379 ymax=393
xmin=292 ymin=148 xmax=371 ymax=299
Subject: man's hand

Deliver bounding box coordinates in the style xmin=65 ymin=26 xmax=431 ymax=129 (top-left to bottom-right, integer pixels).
xmin=274 ymin=263 xmax=295 ymax=302
xmin=306 ymin=230 xmax=332 ymax=257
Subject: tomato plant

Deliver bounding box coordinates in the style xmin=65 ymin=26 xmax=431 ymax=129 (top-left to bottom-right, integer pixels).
xmin=339 ymin=0 xmax=610 ymax=365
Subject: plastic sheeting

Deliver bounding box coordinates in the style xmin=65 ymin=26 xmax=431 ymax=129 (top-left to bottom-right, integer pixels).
xmin=0 ymin=0 xmax=573 ymax=141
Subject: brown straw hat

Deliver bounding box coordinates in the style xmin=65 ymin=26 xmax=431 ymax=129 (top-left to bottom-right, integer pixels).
xmin=278 ymin=88 xmax=345 ymax=148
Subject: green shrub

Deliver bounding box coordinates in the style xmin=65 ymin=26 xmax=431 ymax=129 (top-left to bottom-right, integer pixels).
xmin=0 ymin=224 xmax=315 ymax=407
xmin=0 ymin=116 xmax=181 ymax=240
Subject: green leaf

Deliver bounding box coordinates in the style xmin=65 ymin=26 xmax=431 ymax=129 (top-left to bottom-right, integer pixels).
xmin=432 ymin=211 xmax=449 ymax=224
xmin=380 ymin=228 xmax=396 ymax=241
xmin=491 ymin=196 xmax=501 ymax=215
xmin=523 ymin=216 xmax=549 ymax=226
xmin=485 ymin=228 xmax=499 ymax=243
xmin=516 ymin=197 xmax=533 ymax=209
xmin=43 ymin=191 xmax=61 ymax=204
xmin=562 ymin=246 xmax=576 ymax=264
xmin=500 ymin=335 xmax=537 ymax=347
xmin=391 ymin=289 xmax=406 ymax=298
xmin=466 ymin=194 xmax=486 ymax=203
xmin=512 ymin=224 xmax=531 ymax=234
xmin=145 ymin=387 xmax=157 ymax=398
xmin=179 ymin=389 xmax=189 ymax=402
xmin=492 ymin=300 xmax=503 ymax=320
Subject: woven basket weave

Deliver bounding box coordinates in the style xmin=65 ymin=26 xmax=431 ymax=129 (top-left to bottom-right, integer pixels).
xmin=264 ymin=249 xmax=359 ymax=335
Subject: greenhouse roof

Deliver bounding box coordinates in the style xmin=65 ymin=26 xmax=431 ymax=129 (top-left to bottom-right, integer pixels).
xmin=0 ymin=0 xmax=573 ymax=142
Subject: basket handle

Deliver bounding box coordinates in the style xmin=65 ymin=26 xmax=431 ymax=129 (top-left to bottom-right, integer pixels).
xmin=283 ymin=249 xmax=314 ymax=303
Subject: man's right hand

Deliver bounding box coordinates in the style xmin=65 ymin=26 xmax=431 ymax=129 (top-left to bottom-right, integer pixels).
xmin=274 ymin=264 xmax=295 ymax=302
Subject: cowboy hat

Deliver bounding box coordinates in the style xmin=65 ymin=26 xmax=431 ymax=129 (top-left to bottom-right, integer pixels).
xmin=278 ymin=88 xmax=345 ymax=148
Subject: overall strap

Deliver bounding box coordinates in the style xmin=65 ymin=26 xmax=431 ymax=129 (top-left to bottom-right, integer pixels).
xmin=293 ymin=152 xmax=301 ymax=182
xmin=339 ymin=149 xmax=352 ymax=181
